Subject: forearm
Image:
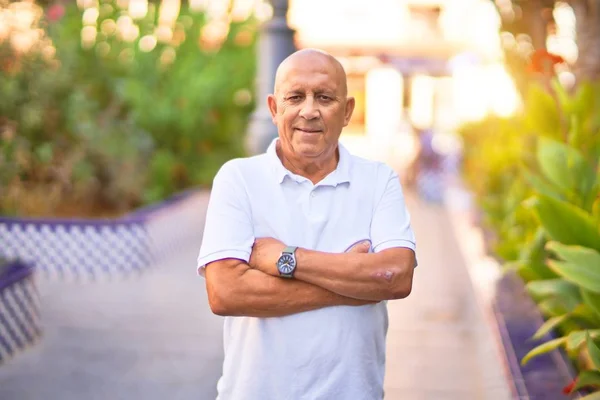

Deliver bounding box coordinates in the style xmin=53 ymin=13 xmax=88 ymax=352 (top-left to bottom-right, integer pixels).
xmin=205 ymin=261 xmax=372 ymax=318
xmin=293 ymin=248 xmax=415 ymax=301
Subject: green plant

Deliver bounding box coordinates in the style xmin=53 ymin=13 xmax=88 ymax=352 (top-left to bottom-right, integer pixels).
xmin=0 ymin=0 xmax=257 ymax=217
xmin=459 ymin=79 xmax=600 ymax=395
xmin=457 ymin=112 xmax=541 ymax=270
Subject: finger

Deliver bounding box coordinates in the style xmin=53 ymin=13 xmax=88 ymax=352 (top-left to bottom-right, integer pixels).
xmin=347 ymin=240 xmax=371 ymax=253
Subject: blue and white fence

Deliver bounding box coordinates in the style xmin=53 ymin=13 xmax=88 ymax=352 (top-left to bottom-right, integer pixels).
xmin=0 ymin=190 xmax=209 ymax=281
xmin=0 ymin=259 xmax=41 ymax=364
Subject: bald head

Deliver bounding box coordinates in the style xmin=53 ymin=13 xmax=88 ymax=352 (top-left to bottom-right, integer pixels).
xmin=273 ymin=49 xmax=348 ymax=97
xmin=266 ymin=48 xmax=356 ymax=167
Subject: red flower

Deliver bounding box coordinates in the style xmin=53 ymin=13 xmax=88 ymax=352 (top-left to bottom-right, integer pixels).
xmin=562 ymin=377 xmax=577 ymax=394
xmin=47 ymin=4 xmax=65 ymax=22
xmin=527 ymin=49 xmax=565 ymax=76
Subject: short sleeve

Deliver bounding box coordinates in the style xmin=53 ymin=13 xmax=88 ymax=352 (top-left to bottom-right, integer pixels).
xmin=196 ymin=160 xmax=254 ymax=276
xmin=370 ymin=166 xmax=417 ymax=260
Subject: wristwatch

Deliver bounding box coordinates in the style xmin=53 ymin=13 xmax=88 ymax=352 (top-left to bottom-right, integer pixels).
xmin=276 ymin=246 xmax=298 ymax=278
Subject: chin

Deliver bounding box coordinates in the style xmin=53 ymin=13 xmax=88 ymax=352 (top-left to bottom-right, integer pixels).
xmin=294 ymin=142 xmax=324 ymax=157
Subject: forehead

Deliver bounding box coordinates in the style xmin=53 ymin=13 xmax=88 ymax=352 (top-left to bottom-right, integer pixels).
xmin=279 ymin=61 xmax=341 ymax=93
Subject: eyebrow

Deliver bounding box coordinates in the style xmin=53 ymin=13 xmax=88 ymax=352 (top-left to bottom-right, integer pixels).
xmin=284 ymin=87 xmax=338 ymax=95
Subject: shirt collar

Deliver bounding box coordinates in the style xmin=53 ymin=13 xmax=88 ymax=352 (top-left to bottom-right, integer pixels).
xmin=266 ymin=138 xmax=351 ymax=186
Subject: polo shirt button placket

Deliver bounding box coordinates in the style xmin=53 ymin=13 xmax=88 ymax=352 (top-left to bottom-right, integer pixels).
xmin=308 ymin=190 xmax=317 ymax=216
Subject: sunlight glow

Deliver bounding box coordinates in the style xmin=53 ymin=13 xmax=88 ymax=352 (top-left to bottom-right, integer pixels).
xmin=365 ymin=67 xmax=403 ymax=138
xmin=451 ymin=62 xmax=519 ymax=121
xmin=487 ymin=64 xmax=520 ymax=117
xmin=547 ymin=2 xmax=577 ymax=64
xmin=410 ymin=75 xmax=435 ymax=129
xmin=128 ymin=0 xmax=148 ymax=20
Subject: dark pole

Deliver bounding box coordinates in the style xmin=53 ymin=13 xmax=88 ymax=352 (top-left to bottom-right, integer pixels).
xmin=245 ymin=0 xmax=296 ymax=155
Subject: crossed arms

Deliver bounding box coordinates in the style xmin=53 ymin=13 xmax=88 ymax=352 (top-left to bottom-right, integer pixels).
xmin=199 ymin=160 xmax=416 ymax=318
xmin=205 ymin=241 xmax=416 ymax=318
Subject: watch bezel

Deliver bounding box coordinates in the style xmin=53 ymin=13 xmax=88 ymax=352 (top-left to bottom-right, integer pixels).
xmin=277 ymin=248 xmax=297 ymax=278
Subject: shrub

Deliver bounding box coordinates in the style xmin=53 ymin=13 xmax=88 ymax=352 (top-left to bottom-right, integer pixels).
xmin=0 ymin=0 xmax=257 ymax=216
xmin=459 ymin=79 xmax=600 ymax=395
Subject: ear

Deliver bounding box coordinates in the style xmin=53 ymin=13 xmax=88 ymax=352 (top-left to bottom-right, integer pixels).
xmin=343 ymin=97 xmax=355 ymax=127
xmin=267 ymin=94 xmax=278 ymax=123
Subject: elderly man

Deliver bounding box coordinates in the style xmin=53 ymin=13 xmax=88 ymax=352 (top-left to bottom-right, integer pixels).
xmin=197 ymin=48 xmax=417 ymax=400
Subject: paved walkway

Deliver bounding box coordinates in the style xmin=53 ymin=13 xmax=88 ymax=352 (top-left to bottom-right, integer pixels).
xmin=384 ymin=191 xmax=511 ymax=399
xmin=0 ymin=235 xmax=223 ymax=400
xmin=0 ymin=190 xmax=512 ymax=400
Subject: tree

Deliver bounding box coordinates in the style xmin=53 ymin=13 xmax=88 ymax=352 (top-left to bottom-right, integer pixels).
xmin=496 ymin=0 xmax=600 ymax=83
xmin=569 ymin=0 xmax=600 ymax=82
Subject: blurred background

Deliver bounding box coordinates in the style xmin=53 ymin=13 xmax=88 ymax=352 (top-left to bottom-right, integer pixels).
xmin=1 ymin=0 xmax=599 ymax=399
xmin=0 ymin=0 xmax=584 ymax=216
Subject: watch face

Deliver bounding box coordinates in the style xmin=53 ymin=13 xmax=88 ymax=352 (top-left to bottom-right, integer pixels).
xmin=277 ymin=254 xmax=295 ymax=274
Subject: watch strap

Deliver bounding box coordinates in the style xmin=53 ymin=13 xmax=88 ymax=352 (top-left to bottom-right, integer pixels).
xmin=282 ymin=246 xmax=297 ymax=255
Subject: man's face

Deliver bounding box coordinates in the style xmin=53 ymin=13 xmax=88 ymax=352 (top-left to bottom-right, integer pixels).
xmin=267 ymin=56 xmax=355 ymax=160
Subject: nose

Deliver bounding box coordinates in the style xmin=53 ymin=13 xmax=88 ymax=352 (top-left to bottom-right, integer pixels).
xmin=299 ymin=96 xmax=319 ymax=120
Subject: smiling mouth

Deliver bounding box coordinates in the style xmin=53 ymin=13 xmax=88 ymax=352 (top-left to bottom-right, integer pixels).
xmin=295 ymin=128 xmax=322 ymax=133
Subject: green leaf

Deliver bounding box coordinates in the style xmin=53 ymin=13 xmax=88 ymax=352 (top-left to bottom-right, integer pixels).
xmin=568 ymin=331 xmax=588 ymax=351
xmin=573 ymin=370 xmax=600 ymax=391
xmin=533 ymin=196 xmax=600 ymax=253
xmin=523 ymin=168 xmax=565 ymax=201
xmin=587 ymin=333 xmax=600 ymax=370
xmin=536 ymin=137 xmax=597 ymax=204
xmin=532 ymin=315 xmax=569 ymax=340
xmin=518 ymin=227 xmax=558 ymax=280
xmin=522 ymin=260 xmax=558 ymax=281
xmin=547 ymin=242 xmax=600 ymax=293
xmin=538 ymin=297 xmax=571 ymax=317
xmin=567 ymin=330 xmax=600 ymax=352
xmin=536 ymin=138 xmax=570 ymax=192
xmin=527 ymin=279 xmax=581 ymax=302
xmin=572 ymin=304 xmax=600 ymax=326
xmin=593 ymin=196 xmax=600 ymax=227
xmin=518 ymin=262 xmax=548 ymax=282
xmin=568 ymin=113 xmax=583 ymax=153
xmin=551 ymin=78 xmax=575 ymax=115
xmin=524 ymin=84 xmax=561 ymax=140
xmin=583 ymin=289 xmax=600 ymax=319
xmin=521 ymin=337 xmax=566 ymax=365
xmin=502 ymin=260 xmax=523 ymax=272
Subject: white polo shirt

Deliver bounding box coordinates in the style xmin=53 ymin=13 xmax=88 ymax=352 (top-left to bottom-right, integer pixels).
xmin=197 ymin=139 xmax=416 ymax=400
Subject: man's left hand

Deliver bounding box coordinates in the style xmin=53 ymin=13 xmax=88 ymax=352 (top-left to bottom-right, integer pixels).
xmin=249 ymin=237 xmax=286 ymax=276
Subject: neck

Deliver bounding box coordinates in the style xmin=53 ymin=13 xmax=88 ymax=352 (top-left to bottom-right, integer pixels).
xmin=276 ymin=142 xmax=339 ymax=184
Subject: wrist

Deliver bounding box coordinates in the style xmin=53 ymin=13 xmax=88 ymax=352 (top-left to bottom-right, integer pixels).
xmin=292 ymin=247 xmax=313 ymax=280
xmin=276 ymin=245 xmax=298 ymax=278
xmin=293 ymin=247 xmax=307 ymax=269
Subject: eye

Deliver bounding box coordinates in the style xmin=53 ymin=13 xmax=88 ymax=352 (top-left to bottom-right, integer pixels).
xmin=318 ymin=95 xmax=332 ymax=102
xmin=286 ymin=95 xmax=302 ymax=102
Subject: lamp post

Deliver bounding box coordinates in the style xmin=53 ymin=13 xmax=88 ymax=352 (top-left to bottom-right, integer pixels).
xmin=245 ymin=0 xmax=296 ymax=155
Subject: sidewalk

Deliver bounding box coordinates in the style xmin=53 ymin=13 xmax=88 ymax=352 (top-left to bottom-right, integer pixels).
xmin=384 ymin=190 xmax=512 ymax=400
xmin=0 ymin=240 xmax=224 ymax=400
xmin=0 ymin=187 xmax=512 ymax=400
